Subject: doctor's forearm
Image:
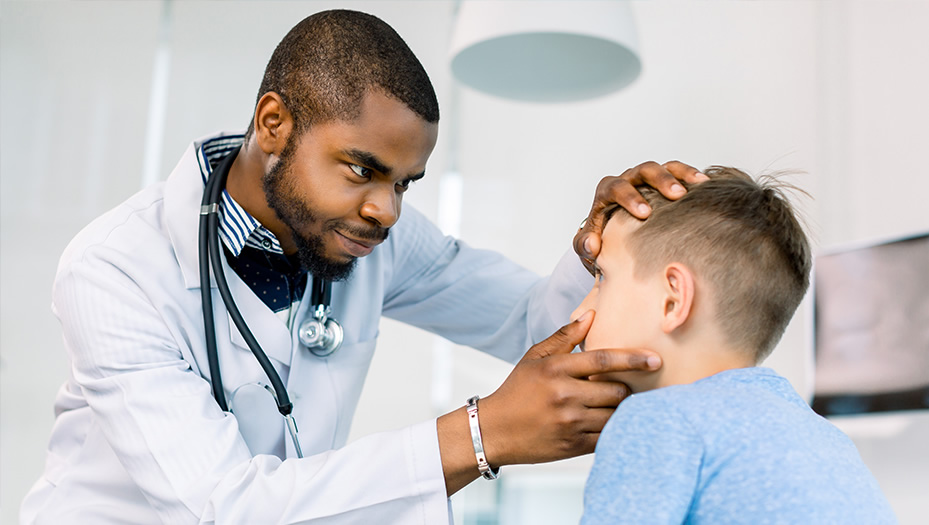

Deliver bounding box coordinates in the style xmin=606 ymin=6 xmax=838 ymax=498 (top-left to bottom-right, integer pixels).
xmin=437 ymin=407 xmax=482 ymax=496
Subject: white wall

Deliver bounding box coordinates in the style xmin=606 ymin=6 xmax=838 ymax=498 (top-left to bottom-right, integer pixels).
xmin=2 ymin=1 xmax=927 ymax=524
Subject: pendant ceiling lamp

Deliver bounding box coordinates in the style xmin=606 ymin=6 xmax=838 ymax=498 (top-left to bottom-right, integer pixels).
xmin=449 ymin=1 xmax=642 ymax=103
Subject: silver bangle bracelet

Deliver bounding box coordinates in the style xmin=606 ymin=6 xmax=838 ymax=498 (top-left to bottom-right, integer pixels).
xmin=466 ymin=396 xmax=499 ymax=480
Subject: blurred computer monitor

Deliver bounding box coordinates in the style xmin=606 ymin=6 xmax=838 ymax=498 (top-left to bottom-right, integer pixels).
xmin=811 ymin=232 xmax=929 ymax=416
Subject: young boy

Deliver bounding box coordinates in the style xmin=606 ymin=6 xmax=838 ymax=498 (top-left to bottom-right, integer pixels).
xmin=575 ymin=167 xmax=897 ymax=524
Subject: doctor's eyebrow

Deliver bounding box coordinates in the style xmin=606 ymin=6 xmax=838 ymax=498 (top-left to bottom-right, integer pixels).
xmin=345 ymin=149 xmax=390 ymax=175
xmin=344 ymin=148 xmax=426 ymax=181
xmin=404 ymin=171 xmax=426 ymax=184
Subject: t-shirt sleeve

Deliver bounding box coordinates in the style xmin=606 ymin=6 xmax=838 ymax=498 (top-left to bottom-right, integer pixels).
xmin=581 ymin=394 xmax=703 ymax=525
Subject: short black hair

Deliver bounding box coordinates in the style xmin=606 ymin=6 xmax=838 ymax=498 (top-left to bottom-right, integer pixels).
xmin=248 ymin=9 xmax=439 ymax=135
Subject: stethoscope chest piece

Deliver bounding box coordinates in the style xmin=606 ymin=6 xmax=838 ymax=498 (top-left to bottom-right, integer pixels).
xmin=299 ymin=304 xmax=343 ymax=357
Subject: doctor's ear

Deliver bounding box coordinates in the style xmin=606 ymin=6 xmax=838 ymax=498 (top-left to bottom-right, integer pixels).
xmin=660 ymin=262 xmax=695 ymax=334
xmin=253 ymin=92 xmax=294 ymax=157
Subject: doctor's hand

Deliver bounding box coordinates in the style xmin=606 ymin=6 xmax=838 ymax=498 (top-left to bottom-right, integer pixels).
xmin=484 ymin=311 xmax=659 ymax=462
xmin=437 ymin=312 xmax=661 ymax=495
xmin=574 ymin=160 xmax=707 ymax=274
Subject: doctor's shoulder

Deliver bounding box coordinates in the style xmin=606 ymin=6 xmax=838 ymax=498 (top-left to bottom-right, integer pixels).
xmin=374 ymin=201 xmax=450 ymax=267
xmin=56 ymin=182 xmax=174 ymax=280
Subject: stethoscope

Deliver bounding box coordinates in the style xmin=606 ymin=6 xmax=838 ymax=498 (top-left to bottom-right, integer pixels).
xmin=198 ymin=147 xmax=344 ymax=458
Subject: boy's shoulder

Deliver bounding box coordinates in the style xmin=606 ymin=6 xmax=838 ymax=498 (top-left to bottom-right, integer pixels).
xmin=620 ymin=367 xmax=801 ymax=415
xmin=606 ymin=367 xmax=816 ymax=445
xmin=595 ymin=367 xmax=897 ymax=524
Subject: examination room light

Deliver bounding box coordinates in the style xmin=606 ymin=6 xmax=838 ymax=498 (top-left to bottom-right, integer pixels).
xmin=449 ymin=1 xmax=642 ymax=102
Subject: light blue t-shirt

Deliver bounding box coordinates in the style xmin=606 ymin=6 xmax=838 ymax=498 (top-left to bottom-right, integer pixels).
xmin=581 ymin=367 xmax=897 ymax=524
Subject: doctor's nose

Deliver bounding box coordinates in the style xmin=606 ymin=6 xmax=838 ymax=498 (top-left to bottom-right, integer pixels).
xmin=361 ymin=187 xmax=400 ymax=228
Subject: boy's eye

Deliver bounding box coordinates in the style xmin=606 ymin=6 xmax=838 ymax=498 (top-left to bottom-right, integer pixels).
xmin=349 ymin=164 xmax=372 ymax=179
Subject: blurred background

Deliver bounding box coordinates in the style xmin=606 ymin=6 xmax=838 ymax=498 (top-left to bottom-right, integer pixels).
xmin=2 ymin=1 xmax=927 ymax=523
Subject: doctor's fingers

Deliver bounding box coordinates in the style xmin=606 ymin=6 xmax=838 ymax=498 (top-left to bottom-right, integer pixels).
xmin=571 ymin=378 xmax=633 ymax=409
xmin=595 ymin=161 xmax=705 ymax=221
xmin=574 ymin=162 xmax=690 ymax=262
xmin=573 ymin=175 xmax=620 ymax=262
xmin=572 ymin=229 xmax=601 ymax=271
xmin=555 ymin=410 xmax=616 ymax=453
xmin=559 ymin=348 xmax=662 ymax=379
xmin=521 ymin=313 xmax=593 ymax=362
xmin=616 ymin=160 xmax=704 ymax=209
xmin=577 ymin=407 xmax=623 ymax=435
xmin=662 ymin=160 xmax=707 ymax=184
xmin=536 ymin=407 xmax=620 ymax=457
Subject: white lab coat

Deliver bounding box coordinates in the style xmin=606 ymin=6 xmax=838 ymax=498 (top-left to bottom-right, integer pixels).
xmin=20 ymin=132 xmax=592 ymax=524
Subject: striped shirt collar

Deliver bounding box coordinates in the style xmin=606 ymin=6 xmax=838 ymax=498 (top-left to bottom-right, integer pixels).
xmin=196 ymin=134 xmax=285 ymax=257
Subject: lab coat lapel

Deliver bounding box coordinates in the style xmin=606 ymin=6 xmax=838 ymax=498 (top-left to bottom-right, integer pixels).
xmin=164 ymin=140 xmax=207 ymax=290
xmin=164 ymin=133 xmax=293 ymax=366
xmin=165 ymin=131 xmax=247 ymax=291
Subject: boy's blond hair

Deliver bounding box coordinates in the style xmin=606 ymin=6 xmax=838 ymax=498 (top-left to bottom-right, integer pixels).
xmin=616 ymin=167 xmax=811 ymax=362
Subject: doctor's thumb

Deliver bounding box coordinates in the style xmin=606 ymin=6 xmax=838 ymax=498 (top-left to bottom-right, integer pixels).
xmin=524 ymin=310 xmax=593 ymax=361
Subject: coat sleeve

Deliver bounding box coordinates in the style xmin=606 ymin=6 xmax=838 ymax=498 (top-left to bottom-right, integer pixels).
xmin=381 ymin=205 xmax=592 ymax=364
xmin=53 ymin=245 xmax=450 ymax=524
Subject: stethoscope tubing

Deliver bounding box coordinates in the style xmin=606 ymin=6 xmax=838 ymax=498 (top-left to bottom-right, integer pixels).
xmin=199 ymin=153 xmax=228 ymax=412
xmin=199 ymin=149 xmax=294 ymax=418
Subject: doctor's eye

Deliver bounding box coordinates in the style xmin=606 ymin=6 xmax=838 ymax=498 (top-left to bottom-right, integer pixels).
xmin=349 ymin=164 xmax=373 ymax=179
xmin=395 ymin=178 xmax=415 ymax=193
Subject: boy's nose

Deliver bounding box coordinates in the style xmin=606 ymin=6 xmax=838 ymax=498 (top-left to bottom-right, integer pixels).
xmin=571 ymin=286 xmax=598 ymax=323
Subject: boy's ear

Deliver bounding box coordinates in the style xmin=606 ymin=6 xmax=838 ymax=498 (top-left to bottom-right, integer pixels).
xmin=253 ymin=92 xmax=294 ymax=157
xmin=661 ymin=262 xmax=695 ymax=334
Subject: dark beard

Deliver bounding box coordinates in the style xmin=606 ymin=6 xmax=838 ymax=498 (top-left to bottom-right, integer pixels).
xmin=262 ymin=145 xmax=358 ymax=282
xmin=291 ymin=229 xmax=357 ymax=281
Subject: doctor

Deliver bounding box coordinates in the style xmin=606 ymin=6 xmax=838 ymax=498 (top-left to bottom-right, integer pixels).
xmin=21 ymin=10 xmax=703 ymax=524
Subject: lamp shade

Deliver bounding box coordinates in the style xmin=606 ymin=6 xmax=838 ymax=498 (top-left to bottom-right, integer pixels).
xmin=449 ymin=1 xmax=642 ymax=103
